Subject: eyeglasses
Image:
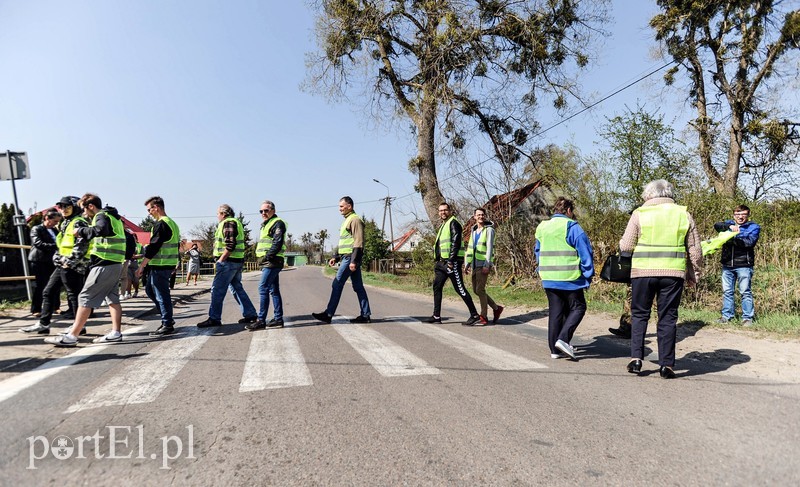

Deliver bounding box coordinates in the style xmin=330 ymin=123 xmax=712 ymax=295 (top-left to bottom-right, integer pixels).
xmin=259 ymin=209 xmax=271 ymax=214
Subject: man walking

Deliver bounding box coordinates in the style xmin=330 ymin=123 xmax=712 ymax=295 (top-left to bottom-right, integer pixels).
xmin=464 ymin=207 xmax=503 ymax=325
xmin=20 ymin=197 xmax=89 ymax=335
xmin=246 ymin=200 xmax=287 ymax=330
xmin=137 ymin=196 xmax=181 ymax=336
xmin=197 ymin=204 xmax=258 ymax=327
xmin=45 ymin=193 xmax=127 ymax=346
xmin=312 ymin=196 xmax=371 ymax=324
xmin=714 ymin=205 xmax=760 ymax=326
xmin=428 ymin=202 xmax=480 ymax=326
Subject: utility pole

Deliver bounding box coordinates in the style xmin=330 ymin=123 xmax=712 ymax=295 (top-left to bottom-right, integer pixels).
xmin=372 ymin=179 xmax=394 ymax=252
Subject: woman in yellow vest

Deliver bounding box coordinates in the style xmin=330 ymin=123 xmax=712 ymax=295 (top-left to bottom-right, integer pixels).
xmin=619 ymin=180 xmax=703 ymax=379
xmin=535 ymin=197 xmax=594 ymax=360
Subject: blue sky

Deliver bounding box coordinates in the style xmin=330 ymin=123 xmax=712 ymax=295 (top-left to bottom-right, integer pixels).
xmin=1 ymin=0 xmax=682 ymax=247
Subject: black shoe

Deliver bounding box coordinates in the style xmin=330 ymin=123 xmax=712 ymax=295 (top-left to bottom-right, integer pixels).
xmin=197 ymin=318 xmax=222 ymax=328
xmin=350 ymin=315 xmax=371 ymax=324
xmin=627 ymin=359 xmax=642 ymax=374
xmin=245 ymin=320 xmax=267 ymax=331
xmin=79 ymin=327 xmax=87 ymax=336
xmin=150 ymin=325 xmax=175 ymax=337
xmin=609 ymin=321 xmax=632 ymax=339
xmin=238 ymin=316 xmax=258 ymax=324
xmin=312 ymin=312 xmax=332 ymax=324
xmin=659 ymin=366 xmax=676 ymax=379
xmin=266 ymin=319 xmax=285 ymax=329
xmin=61 ymin=312 xmax=75 ymax=320
xmin=425 ymin=316 xmax=442 ymax=324
xmin=462 ymin=315 xmax=480 ymax=326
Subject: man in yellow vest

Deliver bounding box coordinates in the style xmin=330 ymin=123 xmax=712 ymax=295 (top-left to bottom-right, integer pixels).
xmin=20 ymin=196 xmax=89 ymax=335
xmin=197 ymin=204 xmax=258 ymax=327
xmin=136 ymin=196 xmax=180 ymax=337
xmin=464 ymin=207 xmax=503 ymax=325
xmin=312 ymin=196 xmax=372 ymax=323
xmin=619 ymin=180 xmax=703 ymax=378
xmin=535 ymin=197 xmax=594 ymax=360
xmin=246 ymin=200 xmax=287 ymax=330
xmin=428 ymin=202 xmax=480 ymax=326
xmin=45 ymin=193 xmax=127 ymax=346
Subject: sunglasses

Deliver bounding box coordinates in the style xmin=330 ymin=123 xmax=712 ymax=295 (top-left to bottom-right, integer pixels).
xmin=259 ymin=209 xmax=271 ymax=214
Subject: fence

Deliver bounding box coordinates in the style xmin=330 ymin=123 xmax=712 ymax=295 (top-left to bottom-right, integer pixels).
xmin=0 ymin=242 xmax=34 ymax=283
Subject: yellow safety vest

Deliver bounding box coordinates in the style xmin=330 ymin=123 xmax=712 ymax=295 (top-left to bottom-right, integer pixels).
xmin=535 ymin=218 xmax=581 ymax=281
xmin=631 ymin=204 xmax=689 ymax=272
xmin=256 ymin=216 xmax=286 ymax=258
xmin=465 ymin=227 xmax=489 ymax=265
xmin=57 ymin=216 xmax=89 ymax=257
xmin=338 ymin=212 xmax=361 ymax=255
xmin=214 ymin=217 xmax=245 ymax=258
xmin=90 ymin=211 xmax=126 ymax=263
xmin=435 ymin=216 xmax=465 ymax=259
xmin=149 ymin=216 xmax=180 ymax=267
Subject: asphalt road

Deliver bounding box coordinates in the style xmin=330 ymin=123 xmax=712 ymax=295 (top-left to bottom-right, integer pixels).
xmin=1 ymin=265 xmax=798 ymax=485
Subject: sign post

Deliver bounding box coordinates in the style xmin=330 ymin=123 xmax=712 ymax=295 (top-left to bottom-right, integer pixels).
xmin=0 ymin=150 xmax=32 ymax=301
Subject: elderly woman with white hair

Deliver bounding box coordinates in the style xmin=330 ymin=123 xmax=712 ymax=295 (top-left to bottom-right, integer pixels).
xmin=619 ymin=180 xmax=703 ymax=379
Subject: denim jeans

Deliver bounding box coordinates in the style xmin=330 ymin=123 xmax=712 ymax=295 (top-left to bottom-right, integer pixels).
xmin=209 ymin=261 xmax=257 ymax=321
xmin=145 ymin=268 xmax=173 ymax=325
xmin=721 ymin=266 xmax=754 ymax=321
xmin=258 ymin=266 xmax=283 ymax=321
xmin=326 ymin=255 xmax=371 ymax=317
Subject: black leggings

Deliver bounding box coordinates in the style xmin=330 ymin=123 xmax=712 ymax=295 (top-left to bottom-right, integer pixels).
xmin=432 ymin=260 xmax=477 ymax=317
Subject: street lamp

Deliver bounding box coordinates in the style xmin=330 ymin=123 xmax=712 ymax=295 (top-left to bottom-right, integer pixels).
xmin=372 ymin=178 xmax=395 ymax=252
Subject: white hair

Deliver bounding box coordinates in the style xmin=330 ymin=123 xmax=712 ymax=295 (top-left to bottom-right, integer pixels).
xmin=641 ymin=179 xmax=674 ymax=201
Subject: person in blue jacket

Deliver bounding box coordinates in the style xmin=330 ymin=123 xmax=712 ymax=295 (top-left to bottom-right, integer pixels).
xmin=713 ymin=205 xmax=760 ymax=326
xmin=534 ymin=197 xmax=594 ymax=360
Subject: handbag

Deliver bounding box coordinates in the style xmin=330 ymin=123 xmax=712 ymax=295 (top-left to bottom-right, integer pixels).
xmin=600 ymin=253 xmax=631 ymax=283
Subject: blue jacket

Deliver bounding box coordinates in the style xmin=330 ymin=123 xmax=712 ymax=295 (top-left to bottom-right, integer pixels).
xmin=713 ymin=220 xmax=760 ymax=268
xmin=534 ymin=214 xmax=594 ymax=290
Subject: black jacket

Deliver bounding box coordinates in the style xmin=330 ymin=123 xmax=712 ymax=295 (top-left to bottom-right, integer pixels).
xmin=259 ymin=216 xmax=287 ymax=269
xmin=435 ymin=217 xmax=464 ymax=264
xmin=28 ymin=224 xmax=58 ymax=263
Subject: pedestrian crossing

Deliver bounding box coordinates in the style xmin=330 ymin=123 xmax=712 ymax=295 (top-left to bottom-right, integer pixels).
xmin=3 ymin=316 xmax=550 ymax=412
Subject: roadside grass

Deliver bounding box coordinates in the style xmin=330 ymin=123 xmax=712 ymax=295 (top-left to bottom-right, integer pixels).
xmin=321 ymin=265 xmax=800 ymax=338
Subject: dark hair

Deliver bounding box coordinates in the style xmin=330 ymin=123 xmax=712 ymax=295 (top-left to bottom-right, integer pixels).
xmin=340 ymin=196 xmax=354 ymax=207
xmin=734 ymin=205 xmax=750 ymax=213
xmin=45 ymin=211 xmax=60 ymax=220
xmin=145 ymin=196 xmax=165 ymax=210
xmin=474 ymin=207 xmax=486 ymax=215
xmin=552 ymin=197 xmax=574 ymax=215
xmin=79 ymin=193 xmax=102 ymax=209
xmin=438 ymin=202 xmax=451 ymax=210
xmin=218 ymin=204 xmax=234 ymax=217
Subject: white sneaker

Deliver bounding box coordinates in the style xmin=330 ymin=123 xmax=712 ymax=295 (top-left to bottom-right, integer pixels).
xmin=555 ymin=339 xmax=576 ymax=360
xmin=119 ymin=294 xmax=127 ymax=301
xmin=45 ymin=334 xmax=78 ymax=347
xmin=550 ymin=353 xmax=565 ymax=359
xmin=93 ymin=331 xmax=123 ymax=343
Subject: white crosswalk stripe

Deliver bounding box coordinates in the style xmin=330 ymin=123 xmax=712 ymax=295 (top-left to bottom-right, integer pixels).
xmin=64 ymin=327 xmax=213 ymax=413
xmin=395 ymin=317 xmax=547 ymax=370
xmin=331 ymin=317 xmax=441 ymax=377
xmin=240 ymin=323 xmax=313 ymax=392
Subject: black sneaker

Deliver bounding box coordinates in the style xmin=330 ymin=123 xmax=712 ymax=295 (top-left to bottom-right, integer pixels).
xmin=150 ymin=325 xmax=175 ymax=337
xmin=462 ymin=315 xmax=480 ymax=326
xmin=425 ymin=316 xmax=442 ymax=324
xmin=266 ymin=319 xmax=285 ymax=329
xmin=312 ymin=312 xmax=332 ymax=324
xmin=245 ymin=320 xmax=267 ymax=331
xmin=350 ymin=315 xmax=371 ymax=324
xmin=197 ymin=318 xmax=222 ymax=328
xmin=238 ymin=316 xmax=258 ymax=324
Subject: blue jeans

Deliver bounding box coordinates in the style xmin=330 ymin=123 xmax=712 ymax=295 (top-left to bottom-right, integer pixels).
xmin=145 ymin=268 xmax=174 ymax=325
xmin=209 ymin=261 xmax=257 ymax=321
xmin=326 ymin=255 xmax=370 ymax=317
xmin=722 ymin=266 xmax=754 ymax=321
xmin=258 ymin=266 xmax=283 ymax=321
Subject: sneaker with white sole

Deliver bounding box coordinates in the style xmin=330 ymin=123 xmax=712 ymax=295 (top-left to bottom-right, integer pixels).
xmin=555 ymin=339 xmax=576 ymax=360
xmin=93 ymin=331 xmax=123 ymax=343
xmin=20 ymin=323 xmax=50 ymax=334
xmin=550 ymin=353 xmax=565 ymax=359
xmin=44 ymin=335 xmax=78 ymax=347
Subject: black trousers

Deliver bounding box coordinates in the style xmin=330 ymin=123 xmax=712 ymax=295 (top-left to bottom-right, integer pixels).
xmin=432 ymin=260 xmax=477 ymax=317
xmin=544 ymin=288 xmax=587 ymax=353
xmin=39 ymin=267 xmax=84 ymax=326
xmin=29 ymin=260 xmax=57 ymax=313
xmin=630 ymin=276 xmax=684 ymax=367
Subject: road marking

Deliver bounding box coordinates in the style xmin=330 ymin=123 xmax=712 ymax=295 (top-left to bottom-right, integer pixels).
xmin=331 ymin=317 xmax=441 ymax=377
xmin=65 ymin=327 xmax=212 ymax=413
xmin=395 ymin=317 xmax=547 ymax=370
xmin=240 ymin=322 xmax=313 ymax=392
xmin=0 ymin=325 xmax=147 ymax=405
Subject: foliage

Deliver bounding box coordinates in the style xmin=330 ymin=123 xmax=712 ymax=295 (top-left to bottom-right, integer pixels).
xmin=308 ymin=0 xmax=609 ymax=222
xmin=189 ymin=221 xmax=217 ymax=261
xmin=139 ymin=215 xmax=156 ymax=232
xmin=363 ymin=219 xmax=389 ymax=265
xmin=650 ymin=0 xmax=800 ymax=196
xmin=0 ymin=203 xmax=26 ymax=278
